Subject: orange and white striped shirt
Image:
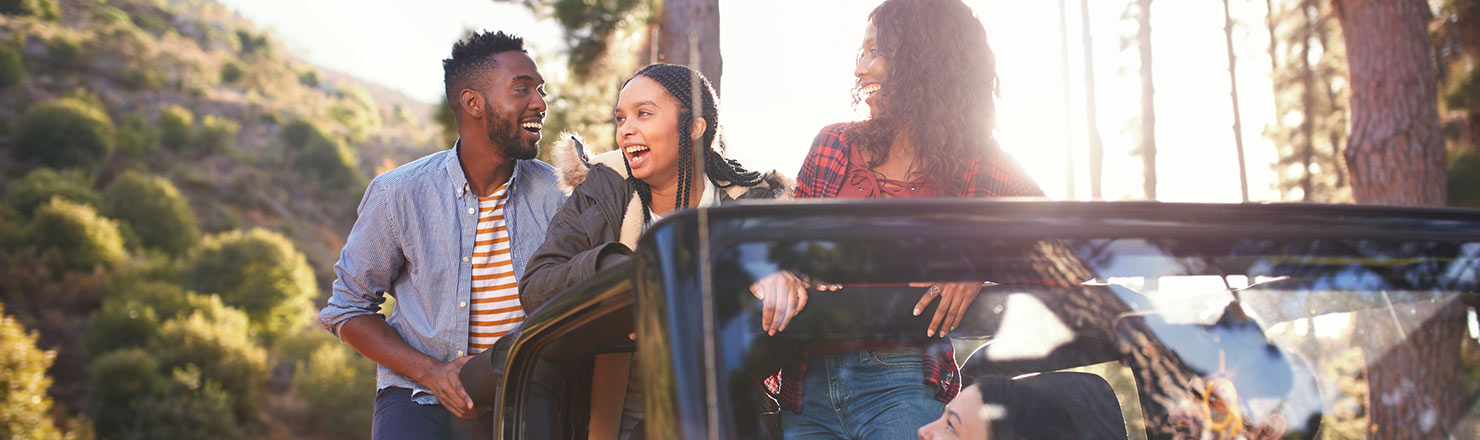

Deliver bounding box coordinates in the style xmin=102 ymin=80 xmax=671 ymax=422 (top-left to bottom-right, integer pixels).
xmin=468 ymin=184 xmax=523 ymax=354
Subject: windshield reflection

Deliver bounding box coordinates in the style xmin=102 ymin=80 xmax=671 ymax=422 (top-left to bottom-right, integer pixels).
xmin=708 ymin=236 xmax=1480 ymax=439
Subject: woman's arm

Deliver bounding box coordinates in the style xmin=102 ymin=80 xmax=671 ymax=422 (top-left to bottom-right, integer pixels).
xmin=519 ymin=168 xmax=632 ymax=314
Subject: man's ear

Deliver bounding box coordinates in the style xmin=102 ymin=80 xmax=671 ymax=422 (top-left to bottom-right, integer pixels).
xmin=690 ymin=117 xmax=707 ymax=142
xmin=460 ymin=89 xmax=483 ymax=118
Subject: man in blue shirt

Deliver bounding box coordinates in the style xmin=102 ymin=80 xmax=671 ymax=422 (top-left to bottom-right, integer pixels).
xmin=319 ymin=30 xmax=566 ymax=440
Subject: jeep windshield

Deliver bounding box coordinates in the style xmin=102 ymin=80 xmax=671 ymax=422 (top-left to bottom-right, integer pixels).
xmin=635 ymin=200 xmax=1480 ymax=439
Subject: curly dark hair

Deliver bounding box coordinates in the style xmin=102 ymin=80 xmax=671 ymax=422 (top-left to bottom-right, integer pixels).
xmin=442 ymin=30 xmax=525 ymax=115
xmin=846 ymin=0 xmax=999 ymax=196
xmin=620 ymin=64 xmax=764 ymax=220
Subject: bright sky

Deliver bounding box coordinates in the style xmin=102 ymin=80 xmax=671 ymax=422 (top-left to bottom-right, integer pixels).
xmin=216 ymin=0 xmax=1283 ymax=203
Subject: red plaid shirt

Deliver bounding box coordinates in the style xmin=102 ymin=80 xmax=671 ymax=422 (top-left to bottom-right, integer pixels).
xmin=768 ymin=122 xmax=1044 ymax=413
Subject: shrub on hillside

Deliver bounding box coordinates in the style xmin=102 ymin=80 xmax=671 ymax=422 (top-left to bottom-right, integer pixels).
xmin=197 ymin=114 xmax=239 ymax=152
xmin=0 ymin=0 xmax=59 ymax=20
xmin=102 ymin=171 xmax=200 ymax=255
xmin=328 ymin=86 xmax=382 ymax=144
xmin=115 ymin=111 xmax=161 ymax=159
xmin=43 ymin=33 xmax=87 ymax=70
xmin=83 ymin=296 xmax=160 ymax=358
xmin=281 ymin=119 xmax=364 ymax=190
xmin=29 ymin=197 xmax=126 ymax=271
xmin=88 ymin=348 xmax=248 ymax=440
xmin=291 ymin=344 xmax=374 ymax=440
xmin=0 ymin=303 xmax=60 ymax=440
xmin=298 ymin=69 xmax=319 ymax=88
xmin=184 ymin=228 xmax=317 ymax=340
xmin=219 ymin=61 xmax=243 ymax=85
xmin=0 ymin=44 xmax=24 ymax=90
xmin=159 ymin=104 xmax=193 ymax=149
xmin=153 ymin=308 xmax=267 ymax=427
xmin=14 ymin=97 xmax=116 ymax=176
xmin=3 ymin=167 xmax=99 ymax=215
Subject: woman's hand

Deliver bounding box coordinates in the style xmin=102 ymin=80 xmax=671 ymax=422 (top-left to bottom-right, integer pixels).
xmin=908 ymin=281 xmax=985 ymax=338
xmin=749 ymin=271 xmax=834 ymax=336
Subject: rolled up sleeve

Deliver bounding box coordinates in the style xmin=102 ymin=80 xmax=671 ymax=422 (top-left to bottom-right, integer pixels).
xmin=319 ymin=178 xmax=405 ymax=337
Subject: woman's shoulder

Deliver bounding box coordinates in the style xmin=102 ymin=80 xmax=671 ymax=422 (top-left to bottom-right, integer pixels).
xmin=810 ymin=122 xmax=856 ymax=149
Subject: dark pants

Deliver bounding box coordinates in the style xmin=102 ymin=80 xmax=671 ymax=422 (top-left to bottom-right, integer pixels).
xmin=372 ymin=387 xmax=493 ymax=440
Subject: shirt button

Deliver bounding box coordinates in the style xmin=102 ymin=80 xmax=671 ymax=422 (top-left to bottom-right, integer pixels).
xmin=468 ymin=208 xmax=475 ymax=215
xmin=459 ymin=301 xmax=468 ymax=308
xmin=463 ymin=257 xmax=469 ymax=262
xmin=456 ymin=350 xmax=465 ymax=356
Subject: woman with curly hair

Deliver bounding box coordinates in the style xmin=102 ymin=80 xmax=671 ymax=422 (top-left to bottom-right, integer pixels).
xmin=750 ymin=0 xmax=1043 ymax=437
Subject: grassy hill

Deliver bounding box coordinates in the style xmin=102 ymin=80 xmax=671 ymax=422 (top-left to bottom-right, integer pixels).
xmin=0 ymin=0 xmax=445 ymax=437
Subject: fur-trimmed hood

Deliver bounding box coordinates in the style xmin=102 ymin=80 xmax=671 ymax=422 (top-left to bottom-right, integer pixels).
xmin=550 ymin=133 xmax=794 ymax=200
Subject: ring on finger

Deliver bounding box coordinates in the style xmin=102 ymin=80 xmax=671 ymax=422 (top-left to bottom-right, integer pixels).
xmin=927 ymin=285 xmax=942 ymax=296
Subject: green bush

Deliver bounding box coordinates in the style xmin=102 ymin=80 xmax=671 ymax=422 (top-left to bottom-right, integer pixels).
xmin=291 ymin=344 xmax=374 ymax=440
xmin=101 ymin=171 xmax=200 ymax=255
xmin=282 ymin=119 xmax=364 ymax=190
xmin=234 ymin=29 xmax=270 ymax=57
xmin=116 ymin=64 xmax=166 ymax=90
xmin=0 ymin=303 xmax=60 ymax=439
xmin=159 ymin=104 xmax=194 ymax=149
xmin=219 ymin=61 xmax=243 ymax=85
xmin=29 ymin=197 xmax=126 ymax=271
xmin=196 ymin=114 xmax=239 ymax=152
xmin=0 ymin=44 xmax=24 ymax=90
xmin=115 ymin=111 xmax=161 ymax=159
xmin=0 ymin=205 xmax=23 ymax=250
xmin=0 ymin=0 xmax=59 ymax=20
xmin=153 ymin=308 xmax=266 ymax=427
xmin=3 ymin=167 xmax=99 ymax=215
xmin=184 ymin=228 xmax=317 ymax=339
xmin=83 ymin=296 xmax=161 ymax=358
xmin=43 ymin=33 xmax=86 ymax=70
xmin=298 ymin=69 xmax=319 ymax=88
xmin=279 ymin=119 xmax=319 ymax=149
xmin=88 ymin=348 xmax=248 ymax=440
xmin=328 ymin=85 xmax=382 ymax=144
xmin=14 ymin=97 xmax=116 ymax=176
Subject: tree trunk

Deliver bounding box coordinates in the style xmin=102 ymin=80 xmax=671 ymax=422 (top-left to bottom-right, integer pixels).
xmin=1299 ymin=0 xmax=1318 ymax=202
xmin=1266 ymin=0 xmax=1289 ymax=199
xmin=1333 ymin=0 xmax=1453 ymax=437
xmin=1333 ymin=0 xmax=1446 ymax=206
xmin=650 ymin=0 xmax=723 ymax=95
xmin=1137 ymin=0 xmax=1157 ymax=200
xmin=1224 ymin=0 xmax=1250 ymax=202
xmin=1314 ymin=12 xmax=1348 ymax=189
xmin=1082 ymin=0 xmax=1105 ymax=200
xmin=1060 ymin=0 xmax=1076 ymax=200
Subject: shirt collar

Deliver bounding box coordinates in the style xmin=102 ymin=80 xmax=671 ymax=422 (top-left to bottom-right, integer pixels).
xmin=446 ymin=137 xmax=524 ymax=199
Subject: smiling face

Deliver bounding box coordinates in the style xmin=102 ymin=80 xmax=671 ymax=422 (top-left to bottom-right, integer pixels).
xmin=918 ymin=384 xmax=990 ymax=440
xmin=472 ymin=51 xmax=546 ymax=160
xmin=613 ymin=76 xmax=704 ymax=191
xmin=855 ymin=22 xmax=887 ymax=119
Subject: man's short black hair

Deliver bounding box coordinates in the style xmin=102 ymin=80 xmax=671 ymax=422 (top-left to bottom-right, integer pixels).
xmin=442 ymin=30 xmax=526 ymax=115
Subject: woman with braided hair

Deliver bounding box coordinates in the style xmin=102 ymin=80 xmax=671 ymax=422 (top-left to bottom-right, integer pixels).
xmin=512 ymin=63 xmax=788 ymax=439
xmin=519 ymin=63 xmax=790 ymax=313
xmin=750 ymin=0 xmax=1045 ymax=438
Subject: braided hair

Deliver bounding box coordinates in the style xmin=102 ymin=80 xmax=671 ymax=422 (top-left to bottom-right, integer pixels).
xmin=620 ymin=64 xmax=764 ymax=221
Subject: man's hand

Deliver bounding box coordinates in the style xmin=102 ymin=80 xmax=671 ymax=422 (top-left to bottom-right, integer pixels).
xmin=749 ymin=270 xmax=817 ymax=336
xmin=908 ymin=281 xmax=985 ymax=338
xmin=420 ymin=355 xmax=489 ymax=419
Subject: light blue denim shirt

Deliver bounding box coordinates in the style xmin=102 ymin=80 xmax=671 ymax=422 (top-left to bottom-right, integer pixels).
xmin=319 ymin=141 xmax=566 ymax=404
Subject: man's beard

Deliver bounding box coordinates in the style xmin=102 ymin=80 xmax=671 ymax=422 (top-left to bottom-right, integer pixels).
xmin=485 ymin=106 xmax=539 ymax=160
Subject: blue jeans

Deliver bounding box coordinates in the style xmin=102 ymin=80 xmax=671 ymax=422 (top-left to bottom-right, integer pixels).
xmin=780 ymin=346 xmax=946 ymax=439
